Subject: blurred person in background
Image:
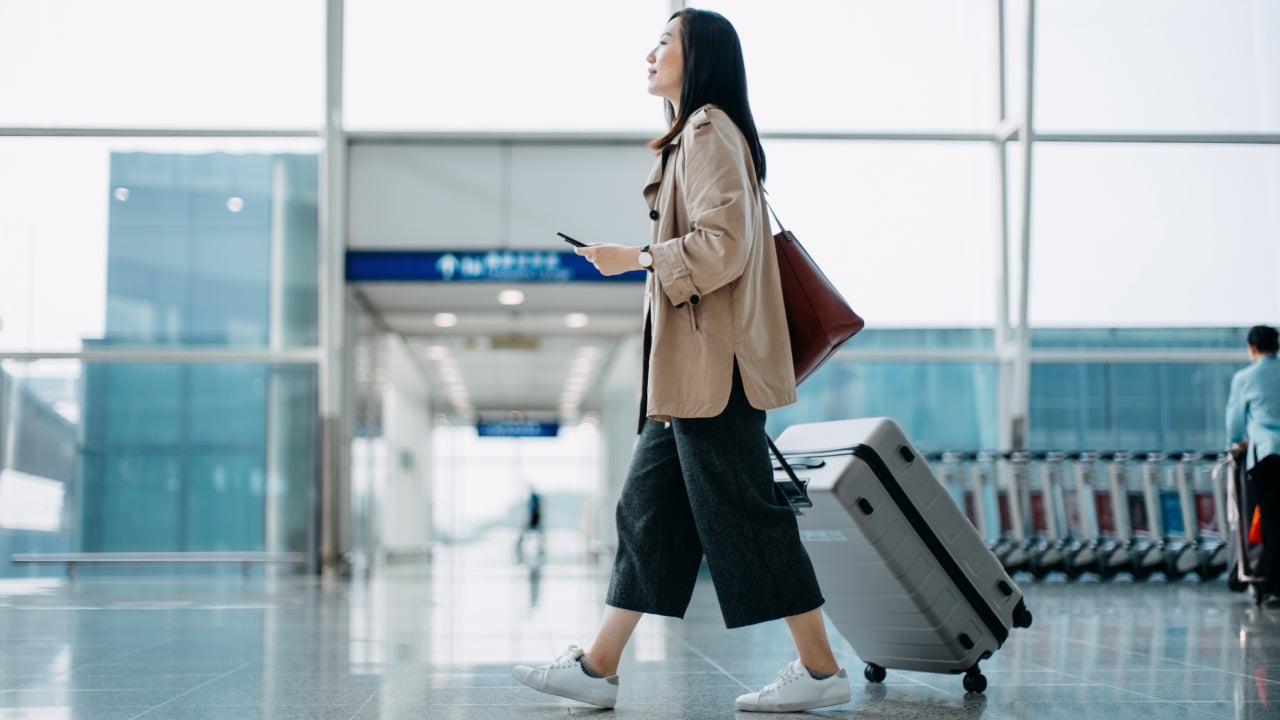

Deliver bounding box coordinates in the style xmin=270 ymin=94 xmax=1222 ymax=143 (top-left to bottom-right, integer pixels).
xmin=1227 ymin=325 xmax=1280 ymax=608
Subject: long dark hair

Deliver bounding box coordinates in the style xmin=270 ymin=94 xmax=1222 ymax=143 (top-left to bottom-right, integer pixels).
xmin=649 ymin=8 xmax=766 ymax=183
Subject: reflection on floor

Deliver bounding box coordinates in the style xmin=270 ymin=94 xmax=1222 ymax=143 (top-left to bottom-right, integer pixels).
xmin=0 ymin=532 xmax=1275 ymax=719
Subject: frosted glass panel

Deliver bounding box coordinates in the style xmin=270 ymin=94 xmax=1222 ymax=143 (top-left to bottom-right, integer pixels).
xmin=1036 ymin=0 xmax=1280 ymax=132
xmin=0 ymin=0 xmax=323 ymax=128
xmin=1029 ymin=144 xmax=1280 ymax=326
xmin=766 ymin=140 xmax=999 ymax=327
xmin=700 ymin=0 xmax=998 ymax=131
xmin=346 ymin=0 xmax=670 ymax=131
xmin=0 ymin=138 xmax=320 ymax=352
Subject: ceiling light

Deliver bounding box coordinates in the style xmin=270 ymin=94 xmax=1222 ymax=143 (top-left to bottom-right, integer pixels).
xmin=113 ymin=188 xmax=130 ymax=202
xmin=426 ymin=345 xmax=448 ymax=360
xmin=581 ymin=411 xmax=600 ymax=425
xmin=565 ymin=313 xmax=589 ymax=328
xmin=226 ymin=197 xmax=244 ymax=212
xmin=434 ymin=312 xmax=458 ymax=328
xmin=498 ymin=289 xmax=525 ymax=306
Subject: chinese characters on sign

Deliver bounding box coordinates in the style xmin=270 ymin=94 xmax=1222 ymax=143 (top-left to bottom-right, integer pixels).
xmin=345 ymin=250 xmax=645 ymax=283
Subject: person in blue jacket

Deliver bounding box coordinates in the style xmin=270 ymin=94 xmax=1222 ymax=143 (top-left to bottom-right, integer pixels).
xmin=1227 ymin=325 xmax=1280 ymax=608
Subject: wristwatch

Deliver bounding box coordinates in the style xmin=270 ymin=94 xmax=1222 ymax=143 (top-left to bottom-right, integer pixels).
xmin=638 ymin=245 xmax=654 ymax=271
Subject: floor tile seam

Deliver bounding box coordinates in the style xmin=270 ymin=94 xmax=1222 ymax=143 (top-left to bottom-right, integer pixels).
xmin=1044 ymin=663 xmax=1259 ymax=689
xmin=123 ymin=659 xmax=259 ymax=720
xmin=67 ymin=634 xmax=198 ymax=669
xmin=346 ymin=687 xmax=380 ymax=720
xmin=876 ymin=667 xmax=952 ymax=695
xmin=662 ymin=631 xmax=752 ymax=692
xmin=1016 ymin=652 xmax=1252 ymax=679
xmin=1045 ymin=650 xmax=1280 ymax=688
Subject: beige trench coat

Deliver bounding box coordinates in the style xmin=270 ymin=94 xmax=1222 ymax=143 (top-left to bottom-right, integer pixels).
xmin=640 ymin=104 xmax=796 ymax=424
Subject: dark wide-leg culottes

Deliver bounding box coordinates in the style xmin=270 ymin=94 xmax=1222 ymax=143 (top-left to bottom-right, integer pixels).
xmin=605 ymin=368 xmax=825 ymax=629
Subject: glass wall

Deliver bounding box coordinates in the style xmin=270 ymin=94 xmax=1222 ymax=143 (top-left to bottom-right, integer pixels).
xmin=0 ymin=145 xmax=321 ymax=578
xmin=4 ymin=0 xmax=1276 ymax=573
xmin=0 ymin=0 xmax=324 ymax=129
xmin=1 ymin=360 xmax=318 ymax=578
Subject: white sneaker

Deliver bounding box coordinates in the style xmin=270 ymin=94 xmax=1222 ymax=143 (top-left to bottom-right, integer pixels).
xmin=735 ymin=658 xmax=851 ymax=713
xmin=512 ymin=645 xmax=619 ymax=708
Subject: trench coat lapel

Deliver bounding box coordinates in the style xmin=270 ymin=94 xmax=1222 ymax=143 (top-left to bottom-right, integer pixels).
xmin=642 ymin=142 xmax=678 ymax=208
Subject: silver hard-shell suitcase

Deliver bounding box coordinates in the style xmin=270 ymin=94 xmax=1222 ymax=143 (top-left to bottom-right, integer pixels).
xmin=771 ymin=417 xmax=1033 ymax=693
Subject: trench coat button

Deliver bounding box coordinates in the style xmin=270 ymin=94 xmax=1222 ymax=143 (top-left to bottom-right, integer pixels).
xmin=689 ymin=294 xmax=700 ymax=305
xmin=649 ymin=209 xmax=659 ymax=220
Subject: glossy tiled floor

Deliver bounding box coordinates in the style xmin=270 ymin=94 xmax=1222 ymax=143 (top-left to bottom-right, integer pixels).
xmin=1 ymin=532 xmax=1276 ymax=720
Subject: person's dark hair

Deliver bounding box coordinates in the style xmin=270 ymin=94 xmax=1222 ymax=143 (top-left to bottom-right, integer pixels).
xmin=649 ymin=8 xmax=766 ymax=183
xmin=1248 ymin=325 xmax=1279 ymax=354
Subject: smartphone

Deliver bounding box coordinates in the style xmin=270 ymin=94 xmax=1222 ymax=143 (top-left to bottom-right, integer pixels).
xmin=557 ymin=232 xmax=587 ymax=248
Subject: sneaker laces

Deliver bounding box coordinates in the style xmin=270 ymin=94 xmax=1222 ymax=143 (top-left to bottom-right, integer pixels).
xmin=759 ymin=661 xmax=803 ymax=696
xmin=531 ymin=645 xmax=585 ymax=683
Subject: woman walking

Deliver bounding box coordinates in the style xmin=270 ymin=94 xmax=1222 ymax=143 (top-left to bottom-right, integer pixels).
xmin=512 ymin=8 xmax=850 ymax=713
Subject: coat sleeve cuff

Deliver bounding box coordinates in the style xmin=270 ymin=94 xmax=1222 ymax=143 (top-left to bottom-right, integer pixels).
xmin=651 ymin=241 xmax=702 ymax=306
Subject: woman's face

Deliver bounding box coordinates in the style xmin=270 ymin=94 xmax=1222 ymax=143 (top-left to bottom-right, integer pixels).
xmin=647 ymin=17 xmax=683 ymax=106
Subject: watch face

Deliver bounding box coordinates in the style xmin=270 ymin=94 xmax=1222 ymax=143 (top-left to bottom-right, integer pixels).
xmin=639 ymin=251 xmax=653 ymax=267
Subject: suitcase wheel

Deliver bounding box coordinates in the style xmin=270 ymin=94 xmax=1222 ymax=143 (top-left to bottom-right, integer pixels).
xmin=1012 ymin=600 xmax=1033 ymax=629
xmin=963 ymin=670 xmax=987 ymax=694
xmin=864 ymin=663 xmax=886 ymax=684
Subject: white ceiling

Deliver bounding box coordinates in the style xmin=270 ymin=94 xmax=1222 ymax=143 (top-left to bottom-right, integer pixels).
xmin=355 ymin=281 xmax=645 ymax=418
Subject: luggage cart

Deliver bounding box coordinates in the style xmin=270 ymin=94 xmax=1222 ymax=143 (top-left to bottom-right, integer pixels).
xmin=1181 ymin=452 xmax=1229 ymax=580
xmin=995 ymin=451 xmax=1031 ymax=574
xmin=967 ymin=451 xmax=1005 ymax=550
xmin=1027 ymin=451 xmax=1068 ymax=579
xmin=1060 ymin=451 xmax=1104 ymax=579
xmin=935 ymin=451 xmax=968 ymax=517
xmin=1129 ymin=452 xmax=1167 ymax=579
xmin=1092 ymin=451 xmax=1135 ymax=578
xmin=1157 ymin=452 xmax=1201 ymax=580
xmin=1223 ymin=447 xmax=1265 ymax=605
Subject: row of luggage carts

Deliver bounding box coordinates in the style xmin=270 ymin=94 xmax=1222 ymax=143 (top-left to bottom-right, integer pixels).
xmin=924 ymin=449 xmax=1243 ymax=585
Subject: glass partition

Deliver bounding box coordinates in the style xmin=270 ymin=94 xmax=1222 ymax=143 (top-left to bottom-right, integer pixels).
xmin=766 ymin=359 xmax=999 ymax=452
xmin=0 ymin=359 xmax=318 ymax=579
xmin=345 ymin=0 xmax=670 ymax=131
xmin=1036 ymin=0 xmax=1280 ymax=133
xmin=0 ymin=0 xmax=323 ymax=128
xmin=0 ymin=138 xmax=321 ymax=352
xmin=699 ymin=0 xmax=998 ymax=131
xmin=1028 ymin=143 xmax=1280 ymax=328
xmin=1030 ymin=360 xmax=1239 ymax=452
xmin=766 ymin=140 xmax=1000 ymax=328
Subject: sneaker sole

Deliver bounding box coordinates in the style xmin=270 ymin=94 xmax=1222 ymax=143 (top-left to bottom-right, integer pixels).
xmin=510 ymin=667 xmax=617 ymax=709
xmin=736 ymin=690 xmax=853 ymax=713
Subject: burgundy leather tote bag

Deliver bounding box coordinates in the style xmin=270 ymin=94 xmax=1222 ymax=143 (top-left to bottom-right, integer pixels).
xmin=768 ymin=204 xmax=864 ymax=385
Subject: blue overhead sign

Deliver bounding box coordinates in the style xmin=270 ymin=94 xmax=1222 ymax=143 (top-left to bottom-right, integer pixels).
xmin=346 ymin=250 xmax=645 ymax=283
xmin=476 ymin=422 xmax=560 ymax=438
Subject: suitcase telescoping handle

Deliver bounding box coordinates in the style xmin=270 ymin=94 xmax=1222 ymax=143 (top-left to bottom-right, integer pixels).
xmin=767 ymin=435 xmax=813 ymax=513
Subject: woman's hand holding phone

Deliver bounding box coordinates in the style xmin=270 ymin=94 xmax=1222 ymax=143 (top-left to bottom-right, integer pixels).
xmin=559 ymin=232 xmax=643 ymax=277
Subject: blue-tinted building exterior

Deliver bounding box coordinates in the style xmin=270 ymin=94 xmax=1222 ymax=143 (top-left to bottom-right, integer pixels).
xmin=77 ymin=152 xmax=320 ymax=558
